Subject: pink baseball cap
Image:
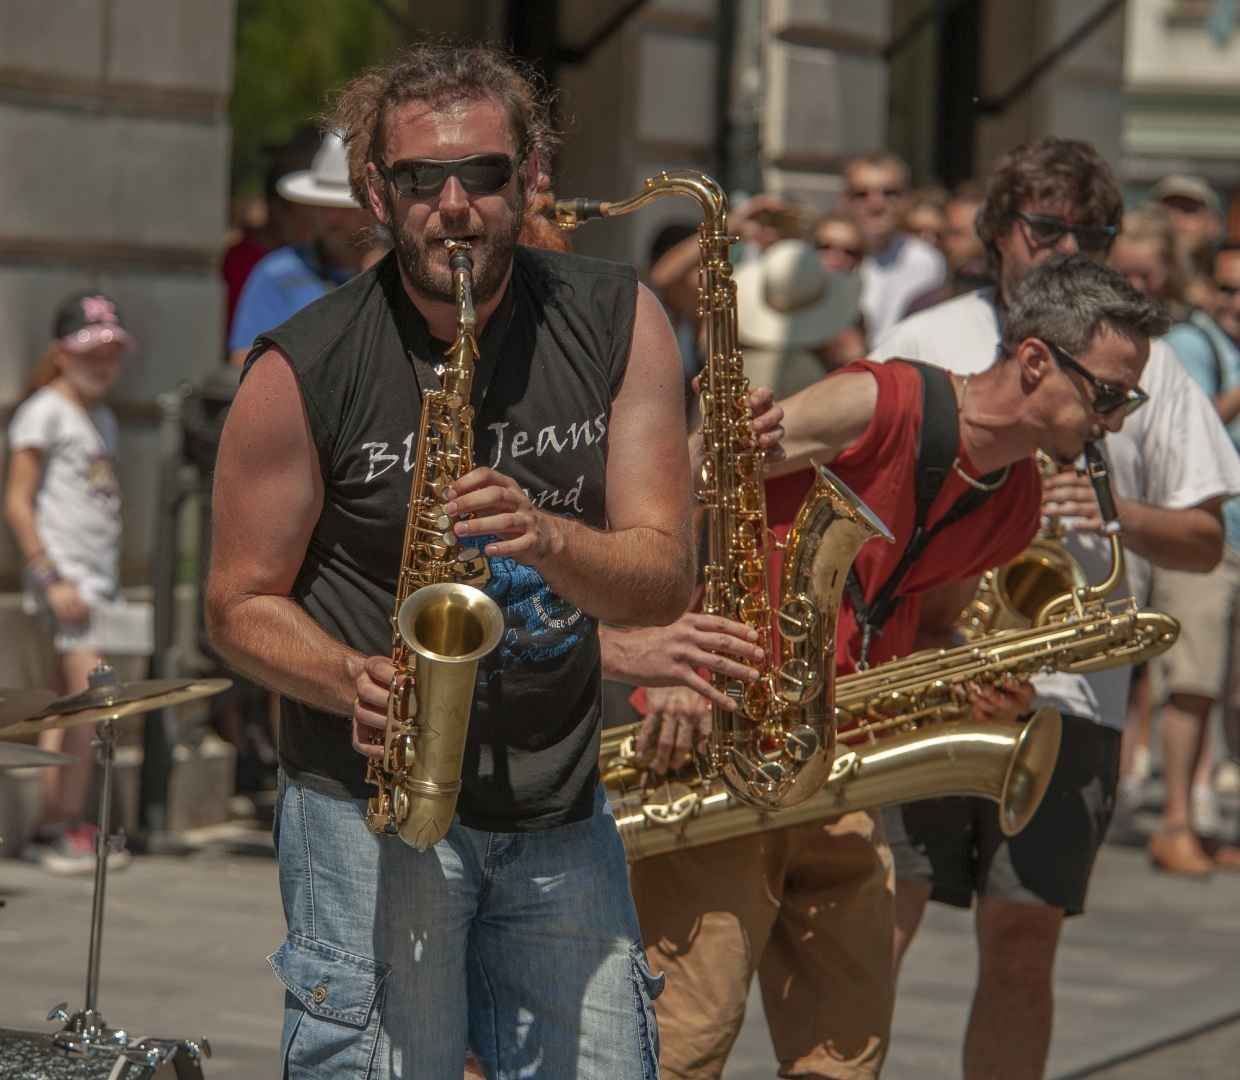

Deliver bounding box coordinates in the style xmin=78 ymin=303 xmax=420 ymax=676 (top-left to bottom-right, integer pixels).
xmin=54 ymin=292 xmax=137 ymax=353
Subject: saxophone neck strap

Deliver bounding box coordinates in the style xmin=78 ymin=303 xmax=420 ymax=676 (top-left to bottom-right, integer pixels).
xmin=848 ymin=360 xmax=1000 ymax=667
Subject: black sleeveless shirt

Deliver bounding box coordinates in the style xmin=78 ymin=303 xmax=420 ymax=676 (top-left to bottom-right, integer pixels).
xmin=250 ymin=247 xmax=638 ymax=830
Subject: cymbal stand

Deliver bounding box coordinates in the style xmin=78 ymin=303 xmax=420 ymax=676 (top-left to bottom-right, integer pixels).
xmin=51 ymin=663 xmax=131 ymax=1054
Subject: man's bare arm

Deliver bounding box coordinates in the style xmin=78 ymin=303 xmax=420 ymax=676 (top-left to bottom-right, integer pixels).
xmin=1043 ymin=472 xmax=1225 ymax=573
xmin=204 ymin=349 xmax=366 ymax=717
xmin=447 ymin=284 xmax=696 ymax=626
xmin=1114 ymin=496 xmax=1224 ymax=572
xmin=765 ymin=370 xmax=879 ymax=476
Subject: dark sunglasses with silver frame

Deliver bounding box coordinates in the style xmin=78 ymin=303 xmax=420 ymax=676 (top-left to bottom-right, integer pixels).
xmin=1016 ymin=211 xmax=1118 ymax=255
xmin=378 ymin=153 xmax=524 ymax=199
xmin=1041 ymin=338 xmax=1148 ymax=416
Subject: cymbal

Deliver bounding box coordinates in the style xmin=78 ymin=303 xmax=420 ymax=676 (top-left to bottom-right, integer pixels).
xmin=0 ymin=689 xmax=59 ymax=730
xmin=0 ymin=678 xmax=233 ymax=739
xmin=0 ymin=742 xmax=77 ymax=770
xmin=32 ymin=678 xmax=200 ymax=719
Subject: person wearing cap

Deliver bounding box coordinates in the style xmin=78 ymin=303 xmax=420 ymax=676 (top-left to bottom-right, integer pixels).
xmin=3 ymin=293 xmax=136 ymax=873
xmin=734 ymin=237 xmax=862 ymax=397
xmin=227 ymin=131 xmax=372 ymax=365
xmin=1150 ymin=174 xmax=1225 ymax=310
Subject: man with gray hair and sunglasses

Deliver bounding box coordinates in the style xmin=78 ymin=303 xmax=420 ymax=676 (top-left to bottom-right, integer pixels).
xmin=874 ymin=137 xmax=1240 ymax=1079
xmin=207 ymin=44 xmax=698 ymax=1078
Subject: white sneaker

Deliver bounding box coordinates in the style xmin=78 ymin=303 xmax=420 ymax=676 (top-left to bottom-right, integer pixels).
xmin=1191 ymin=784 xmax=1222 ymax=838
xmin=1215 ymin=759 xmax=1240 ymax=796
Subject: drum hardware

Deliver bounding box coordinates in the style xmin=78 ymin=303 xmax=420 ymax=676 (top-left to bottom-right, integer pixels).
xmin=3 ymin=663 xmax=225 ymax=1073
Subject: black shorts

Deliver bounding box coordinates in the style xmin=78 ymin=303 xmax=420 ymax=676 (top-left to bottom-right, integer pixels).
xmin=882 ymin=714 xmax=1120 ymax=916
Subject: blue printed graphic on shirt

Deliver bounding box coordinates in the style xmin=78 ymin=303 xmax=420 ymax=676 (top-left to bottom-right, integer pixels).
xmin=474 ymin=531 xmax=591 ymax=676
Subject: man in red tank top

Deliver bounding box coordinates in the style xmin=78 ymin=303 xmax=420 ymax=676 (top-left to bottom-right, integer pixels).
xmin=602 ymin=255 xmax=1168 ymax=1080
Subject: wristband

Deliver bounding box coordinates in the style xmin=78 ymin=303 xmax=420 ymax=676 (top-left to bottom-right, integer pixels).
xmin=26 ymin=554 xmax=60 ymax=592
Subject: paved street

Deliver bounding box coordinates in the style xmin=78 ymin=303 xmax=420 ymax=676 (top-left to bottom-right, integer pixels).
xmin=1 ymin=797 xmax=1239 ymax=1079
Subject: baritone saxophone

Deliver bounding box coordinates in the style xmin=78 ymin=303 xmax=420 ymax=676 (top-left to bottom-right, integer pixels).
xmin=600 ymin=440 xmax=1179 ymax=861
xmin=555 ymin=172 xmax=891 ymax=811
xmin=364 ymin=240 xmax=504 ymax=852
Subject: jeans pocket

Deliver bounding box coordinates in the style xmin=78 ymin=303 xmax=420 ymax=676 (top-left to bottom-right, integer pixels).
xmin=270 ymin=934 xmax=391 ymax=1078
xmin=629 ymin=943 xmax=664 ymax=1078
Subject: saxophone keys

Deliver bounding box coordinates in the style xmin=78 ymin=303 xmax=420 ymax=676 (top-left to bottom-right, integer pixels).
xmin=776 ymin=658 xmax=818 ymax=704
xmin=783 ymin=725 xmax=821 ymax=762
xmin=749 ymin=760 xmax=789 ymax=799
xmin=456 ymin=547 xmax=481 ymax=562
xmin=776 ymin=596 xmax=818 ymax=642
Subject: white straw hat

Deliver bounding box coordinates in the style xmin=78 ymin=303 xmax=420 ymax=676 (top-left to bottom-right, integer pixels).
xmin=276 ymin=131 xmax=360 ymax=208
xmin=735 ymin=239 xmax=861 ymax=349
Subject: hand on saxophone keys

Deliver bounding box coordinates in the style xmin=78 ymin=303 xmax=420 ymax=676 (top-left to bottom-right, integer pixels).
xmin=444 ymin=466 xmax=555 ymax=564
xmin=955 ymin=674 xmax=1037 ymax=725
xmin=747 ymin=385 xmax=786 ymax=463
xmin=351 ymin=654 xmax=399 ymax=760
xmin=636 ymin=685 xmax=712 ymax=774
xmin=1040 ymin=470 xmax=1106 ymax=534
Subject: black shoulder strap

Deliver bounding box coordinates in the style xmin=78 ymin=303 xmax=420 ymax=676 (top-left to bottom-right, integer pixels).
xmin=846 ymin=360 xmax=1001 ymax=666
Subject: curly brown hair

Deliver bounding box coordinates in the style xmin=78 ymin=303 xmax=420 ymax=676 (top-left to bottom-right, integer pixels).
xmin=976 ymin=137 xmax=1123 ymax=277
xmin=324 ymin=43 xmax=558 ymax=215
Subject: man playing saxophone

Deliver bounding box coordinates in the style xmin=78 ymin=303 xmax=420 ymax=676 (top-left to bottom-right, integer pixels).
xmin=206 ymin=45 xmax=698 ymax=1079
xmin=616 ymin=255 xmax=1168 ymax=1080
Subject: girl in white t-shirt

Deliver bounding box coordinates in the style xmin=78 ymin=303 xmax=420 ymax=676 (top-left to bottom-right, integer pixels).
xmin=3 ymin=292 xmax=133 ymax=872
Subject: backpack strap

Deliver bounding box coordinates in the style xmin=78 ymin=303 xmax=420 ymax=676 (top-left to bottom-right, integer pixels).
xmin=847 ymin=360 xmax=1003 ymax=667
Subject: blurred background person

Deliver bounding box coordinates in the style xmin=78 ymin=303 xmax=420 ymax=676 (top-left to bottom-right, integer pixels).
xmin=647 ymin=221 xmax=704 ymax=403
xmin=1144 ymin=243 xmax=1240 ymax=873
xmin=1109 ymin=203 xmax=1207 ymax=834
xmin=845 ymin=151 xmax=945 ymax=345
xmin=733 ymin=237 xmax=861 ymax=398
xmin=904 ymin=180 xmax=991 ymax=317
xmin=901 ymin=185 xmax=949 ymax=248
xmin=811 ymin=210 xmax=869 ymax=367
xmin=3 ymin=294 xmax=135 ymax=873
xmin=227 ymin=130 xmax=371 ymax=365
xmin=1150 ymin=174 xmax=1226 ymax=312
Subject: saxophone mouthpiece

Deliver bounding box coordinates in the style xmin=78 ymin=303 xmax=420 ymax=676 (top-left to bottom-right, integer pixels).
xmin=1082 ymin=441 xmax=1120 ymax=531
xmin=552 ymin=197 xmax=605 ymax=225
xmin=445 ymin=239 xmax=474 ymax=273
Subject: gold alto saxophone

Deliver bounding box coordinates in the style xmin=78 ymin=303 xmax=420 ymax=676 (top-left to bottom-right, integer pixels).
xmin=600 ymin=441 xmax=1180 ymax=860
xmin=365 ymin=240 xmax=505 ymax=852
xmin=556 ymin=172 xmax=891 ymax=810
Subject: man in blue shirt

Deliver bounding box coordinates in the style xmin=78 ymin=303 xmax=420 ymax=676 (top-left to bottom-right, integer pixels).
xmin=228 ymin=132 xmax=372 ymax=364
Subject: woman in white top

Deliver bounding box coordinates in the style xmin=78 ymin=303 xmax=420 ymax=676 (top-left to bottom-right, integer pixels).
xmin=4 ymin=292 xmax=132 ymax=872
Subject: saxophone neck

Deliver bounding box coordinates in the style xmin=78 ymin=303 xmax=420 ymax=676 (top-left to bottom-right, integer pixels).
xmin=444 ymin=240 xmax=480 ymax=391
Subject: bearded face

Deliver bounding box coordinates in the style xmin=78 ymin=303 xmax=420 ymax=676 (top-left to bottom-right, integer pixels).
xmin=385 ymin=180 xmax=525 ymax=305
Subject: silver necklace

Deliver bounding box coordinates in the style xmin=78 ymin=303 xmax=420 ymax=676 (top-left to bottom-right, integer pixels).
xmin=953 ymin=375 xmax=1011 ymax=493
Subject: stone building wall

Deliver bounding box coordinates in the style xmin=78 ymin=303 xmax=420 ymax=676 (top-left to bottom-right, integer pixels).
xmin=0 ymin=0 xmax=235 ymax=686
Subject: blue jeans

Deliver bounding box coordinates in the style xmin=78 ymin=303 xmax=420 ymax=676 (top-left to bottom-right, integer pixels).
xmin=269 ymin=773 xmax=662 ymax=1079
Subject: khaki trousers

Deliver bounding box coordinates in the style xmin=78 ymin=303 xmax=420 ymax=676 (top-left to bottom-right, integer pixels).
xmin=630 ymin=809 xmax=895 ymax=1080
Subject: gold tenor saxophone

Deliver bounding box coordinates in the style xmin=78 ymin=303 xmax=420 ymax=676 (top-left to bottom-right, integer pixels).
xmin=364 ymin=240 xmax=505 ymax=852
xmin=601 ymin=441 xmax=1180 ymax=861
xmin=556 ymin=172 xmax=891 ymax=810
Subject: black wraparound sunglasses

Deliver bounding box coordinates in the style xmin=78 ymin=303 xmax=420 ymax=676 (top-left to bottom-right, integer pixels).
xmin=1016 ymin=211 xmax=1117 ymax=255
xmin=1042 ymin=339 xmax=1148 ymax=416
xmin=378 ymin=153 xmax=523 ymax=198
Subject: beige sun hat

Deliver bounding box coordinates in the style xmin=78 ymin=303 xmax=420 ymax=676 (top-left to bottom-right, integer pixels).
xmin=735 ymin=238 xmax=861 ymax=349
xmin=276 ymin=131 xmax=359 ymax=208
